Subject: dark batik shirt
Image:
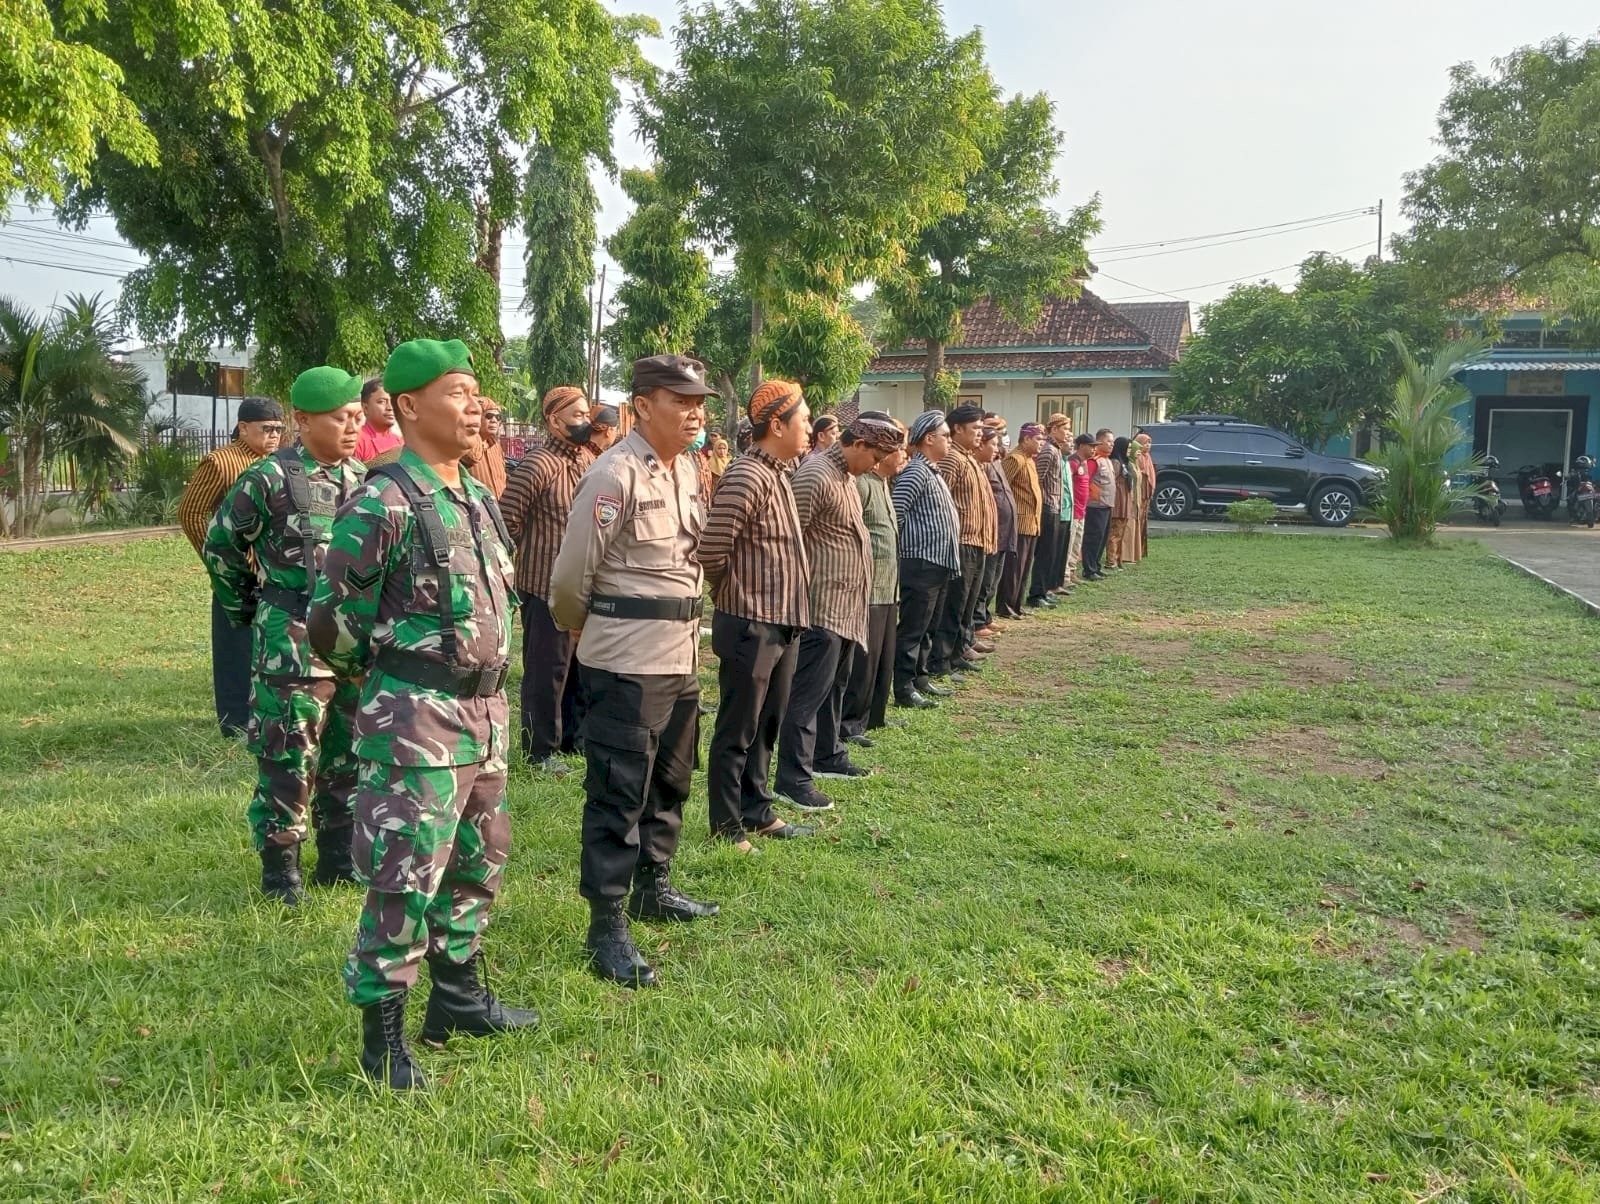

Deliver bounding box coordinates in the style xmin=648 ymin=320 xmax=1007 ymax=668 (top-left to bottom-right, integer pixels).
xmin=499 ymin=439 xmax=594 ymax=600
xmin=790 ymin=445 xmax=872 ymax=648
xmin=696 ymin=445 xmax=810 ymax=629
xmin=891 ymin=453 xmax=960 ymax=572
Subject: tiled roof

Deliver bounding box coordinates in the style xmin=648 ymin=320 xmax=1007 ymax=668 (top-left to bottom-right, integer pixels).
xmin=866 ymin=347 xmax=1174 ymax=376
xmin=1111 ymin=301 xmax=1191 ymax=358
xmin=1459 ymin=359 xmax=1600 ymax=372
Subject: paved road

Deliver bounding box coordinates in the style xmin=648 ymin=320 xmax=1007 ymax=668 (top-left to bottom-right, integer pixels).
xmin=0 ymin=526 xmax=180 ymax=554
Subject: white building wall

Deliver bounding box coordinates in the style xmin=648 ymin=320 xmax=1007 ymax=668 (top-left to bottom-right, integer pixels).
xmin=123 ymin=345 xmax=254 ymax=430
xmin=859 ymin=377 xmax=1139 ymax=438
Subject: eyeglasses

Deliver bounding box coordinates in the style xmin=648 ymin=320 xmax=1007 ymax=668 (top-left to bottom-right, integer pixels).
xmin=258 ymin=424 xmax=285 ymax=434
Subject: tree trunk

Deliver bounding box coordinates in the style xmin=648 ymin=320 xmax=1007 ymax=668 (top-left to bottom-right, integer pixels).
xmin=922 ymin=339 xmax=946 ymax=409
xmin=474 ymin=198 xmax=506 ymax=369
xmin=717 ymin=371 xmax=740 ymax=440
xmin=19 ymin=432 xmax=42 ymax=538
xmin=749 ymin=296 xmax=764 ymax=392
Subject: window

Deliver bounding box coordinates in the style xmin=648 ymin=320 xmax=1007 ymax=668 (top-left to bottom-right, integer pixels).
xmin=1242 ymin=432 xmax=1292 ymax=456
xmin=956 ymin=394 xmax=985 ymax=408
xmin=1191 ymin=430 xmax=1253 ymax=453
xmin=1134 ymin=390 xmax=1171 ymax=427
xmin=1037 ymin=394 xmax=1087 ymax=431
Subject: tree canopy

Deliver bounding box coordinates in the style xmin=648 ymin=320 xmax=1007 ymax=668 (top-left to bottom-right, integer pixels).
xmin=520 ymin=143 xmax=599 ymax=403
xmin=1169 ymin=255 xmax=1444 ymax=449
xmin=1397 ymin=35 xmax=1600 ymax=330
xmin=603 ymin=167 xmax=712 ymax=371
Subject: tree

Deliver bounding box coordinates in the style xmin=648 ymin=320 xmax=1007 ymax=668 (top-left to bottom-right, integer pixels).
xmin=1369 ymin=332 xmax=1490 ymax=544
xmin=639 ymin=0 xmax=992 ymax=380
xmin=691 ymin=274 xmax=757 ymax=434
xmin=64 ymin=1 xmax=649 ymax=395
xmin=759 ymin=292 xmax=872 ymax=408
xmin=878 ymin=90 xmax=1101 ymax=406
xmin=0 ymin=293 xmax=147 ymax=537
xmin=1169 ymin=255 xmax=1445 ymax=449
xmin=603 ymin=167 xmax=711 ymax=369
xmin=1397 ymin=35 xmax=1600 ymax=330
xmin=521 ymin=142 xmax=599 ymax=400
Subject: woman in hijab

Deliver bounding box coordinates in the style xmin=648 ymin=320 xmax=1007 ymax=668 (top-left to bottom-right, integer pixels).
xmin=1107 ymin=436 xmax=1132 ymax=569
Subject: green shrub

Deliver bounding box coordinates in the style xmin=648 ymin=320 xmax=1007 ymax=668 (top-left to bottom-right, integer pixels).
xmin=1226 ymin=497 xmax=1276 ymax=531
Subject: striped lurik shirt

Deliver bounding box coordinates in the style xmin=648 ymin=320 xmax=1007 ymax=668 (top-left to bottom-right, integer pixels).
xmin=790 ymin=445 xmax=872 ymax=648
xmin=1034 ymin=441 xmax=1064 ymax=514
xmin=178 ymin=438 xmax=262 ymax=554
xmin=939 ymin=443 xmax=997 ymax=553
xmin=500 ymin=439 xmax=595 ymax=599
xmin=891 ymin=453 xmax=960 ymax=572
xmin=696 ymin=446 xmax=810 ymax=629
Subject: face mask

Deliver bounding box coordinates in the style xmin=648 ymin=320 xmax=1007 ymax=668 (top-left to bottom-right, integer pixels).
xmin=690 ymin=429 xmax=707 ymax=452
xmin=565 ymin=421 xmax=593 ymax=446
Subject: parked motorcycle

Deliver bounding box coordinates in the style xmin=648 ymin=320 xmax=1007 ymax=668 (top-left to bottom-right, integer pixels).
xmin=1455 ymin=455 xmax=1506 ymax=526
xmin=1517 ymin=462 xmax=1563 ymax=520
xmin=1567 ymin=456 xmax=1598 ymax=528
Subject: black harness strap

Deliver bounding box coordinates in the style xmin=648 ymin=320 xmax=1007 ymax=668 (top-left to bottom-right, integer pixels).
xmin=369 ymin=462 xmax=459 ymax=666
xmin=272 ymin=447 xmax=323 ymax=616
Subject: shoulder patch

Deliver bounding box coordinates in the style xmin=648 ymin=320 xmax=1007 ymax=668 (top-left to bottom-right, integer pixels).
xmin=347 ymin=565 xmax=382 ymax=592
xmin=594 ymin=494 xmax=622 ymax=528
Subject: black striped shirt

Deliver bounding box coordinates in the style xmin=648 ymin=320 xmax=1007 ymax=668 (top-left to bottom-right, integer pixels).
xmin=696 ymin=446 xmax=810 ymax=628
xmin=500 ymin=440 xmax=594 ymax=599
xmin=890 ymin=453 xmax=960 ymax=572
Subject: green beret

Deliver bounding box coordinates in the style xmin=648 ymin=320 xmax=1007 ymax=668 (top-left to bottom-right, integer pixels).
xmin=382 ymin=338 xmax=476 ymax=395
xmin=289 ymin=366 xmax=363 ymax=414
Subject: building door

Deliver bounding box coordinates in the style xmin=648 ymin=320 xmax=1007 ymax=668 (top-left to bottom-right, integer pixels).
xmin=1487 ymin=409 xmax=1572 ymax=478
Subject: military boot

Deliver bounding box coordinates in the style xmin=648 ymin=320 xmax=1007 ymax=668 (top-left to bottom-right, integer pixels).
xmin=585 ymin=898 xmax=658 ymax=988
xmin=259 ymin=844 xmax=304 ymax=907
xmin=627 ymin=861 xmax=719 ymax=922
xmin=359 ymin=992 xmax=427 ymax=1091
xmin=310 ymin=826 xmax=357 ymax=887
xmin=419 ymin=951 xmax=539 ymax=1046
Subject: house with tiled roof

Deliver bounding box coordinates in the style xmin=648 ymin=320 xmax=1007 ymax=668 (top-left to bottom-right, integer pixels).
xmin=856 ymin=289 xmax=1189 ymax=435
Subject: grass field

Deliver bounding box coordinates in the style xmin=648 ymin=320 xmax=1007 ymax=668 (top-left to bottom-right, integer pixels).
xmin=3 ymin=533 xmax=1600 ymax=1201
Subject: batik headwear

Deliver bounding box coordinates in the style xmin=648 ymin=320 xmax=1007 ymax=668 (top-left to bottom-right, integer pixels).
xmin=542 ymin=385 xmax=586 ymax=417
xmin=909 ymin=410 xmax=946 ymax=445
xmin=748 ymin=379 xmax=804 ymax=425
xmin=849 ymin=412 xmax=905 ymax=453
xmin=1019 ymin=422 xmax=1046 ymax=441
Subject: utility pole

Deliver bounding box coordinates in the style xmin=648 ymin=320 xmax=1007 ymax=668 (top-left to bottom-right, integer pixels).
xmin=1375 ymin=199 xmax=1384 ymax=262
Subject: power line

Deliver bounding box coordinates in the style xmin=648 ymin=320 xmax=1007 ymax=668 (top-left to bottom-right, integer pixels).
xmin=1095 ymin=213 xmax=1373 ymax=265
xmin=1097 ymin=239 xmax=1376 ymax=302
xmin=0 ymin=254 xmax=135 ymax=280
xmin=1088 ymin=207 xmax=1376 ymax=256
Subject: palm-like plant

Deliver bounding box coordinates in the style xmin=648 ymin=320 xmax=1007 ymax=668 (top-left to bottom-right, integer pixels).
xmin=0 ymin=294 xmax=149 ymax=537
xmin=1368 ymin=331 xmax=1491 ymax=543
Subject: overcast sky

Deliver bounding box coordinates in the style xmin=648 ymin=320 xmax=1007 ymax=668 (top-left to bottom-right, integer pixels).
xmin=3 ymin=1 xmax=1596 ymax=345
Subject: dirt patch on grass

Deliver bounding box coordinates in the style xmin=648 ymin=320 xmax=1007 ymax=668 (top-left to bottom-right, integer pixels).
xmin=1095 ymin=958 xmax=1133 ymax=986
xmin=1236 ymin=727 xmax=1388 ymax=780
xmin=1376 ymin=911 xmax=1487 ymax=954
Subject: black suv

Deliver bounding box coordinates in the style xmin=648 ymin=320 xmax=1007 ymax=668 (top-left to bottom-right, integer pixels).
xmin=1143 ymin=416 xmax=1382 ymax=527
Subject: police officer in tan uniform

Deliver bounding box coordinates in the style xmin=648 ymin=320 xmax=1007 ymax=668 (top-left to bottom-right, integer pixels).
xmin=549 ymin=354 xmax=719 ymax=988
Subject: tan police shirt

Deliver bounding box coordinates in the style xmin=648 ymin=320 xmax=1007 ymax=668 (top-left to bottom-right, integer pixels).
xmin=548 ymin=429 xmax=705 ymax=675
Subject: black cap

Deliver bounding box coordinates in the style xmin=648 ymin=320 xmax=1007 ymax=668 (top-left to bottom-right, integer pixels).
xmin=631 ymin=354 xmax=718 ymax=398
xmin=237 ymin=396 xmax=283 ymax=423
xmin=591 ymin=404 xmax=621 ymax=428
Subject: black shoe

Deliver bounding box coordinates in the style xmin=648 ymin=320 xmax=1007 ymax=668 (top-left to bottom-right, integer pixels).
xmin=895 ymin=691 xmax=937 ymax=709
xmin=628 ymin=862 xmax=719 ymax=921
xmin=754 ymin=820 xmax=816 ymax=839
xmin=419 ymin=951 xmax=539 ymax=1046
xmin=360 ymin=992 xmax=427 ymax=1090
xmin=779 ymin=786 xmax=836 ymax=812
xmin=260 ymin=844 xmax=304 ymax=907
xmin=586 ymin=899 xmax=658 ymax=988
xmin=920 ymin=681 xmax=953 ymax=697
xmin=844 ymin=733 xmax=875 ymax=748
xmin=952 ymin=658 xmax=983 ymax=673
xmin=310 ymin=827 xmax=357 ymax=887
xmin=816 ymin=762 xmax=871 ymax=780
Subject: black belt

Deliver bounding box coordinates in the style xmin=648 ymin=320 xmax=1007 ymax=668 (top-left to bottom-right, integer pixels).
xmin=375 ymin=647 xmax=508 ymax=698
xmin=588 ymin=594 xmax=703 ymax=621
xmin=260 ymin=584 xmax=310 ymax=617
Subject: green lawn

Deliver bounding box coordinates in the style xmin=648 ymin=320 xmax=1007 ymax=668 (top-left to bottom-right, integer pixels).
xmin=2 ymin=533 xmax=1599 ymax=1201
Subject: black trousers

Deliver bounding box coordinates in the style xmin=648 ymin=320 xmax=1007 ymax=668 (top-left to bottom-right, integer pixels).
xmin=999 ymin=534 xmax=1036 ymax=617
xmin=932 ymin=543 xmax=985 ymax=673
xmin=578 ymin=667 xmax=698 ymax=902
xmin=842 ymin=602 xmax=895 ymax=736
xmin=1082 ymin=506 xmax=1112 ymax=577
xmin=894 ymin=557 xmax=950 ymax=698
xmin=519 ymin=594 xmax=575 ymax=762
xmin=1054 ymin=519 xmax=1073 ymax=590
xmin=975 ymin=552 xmax=1004 ymax=629
xmin=1029 ymin=512 xmax=1060 ymax=603
xmin=707 ymin=612 xmax=799 ymax=838
xmin=211 ymin=596 xmax=253 ymax=736
xmin=776 ymin=626 xmax=854 ymax=795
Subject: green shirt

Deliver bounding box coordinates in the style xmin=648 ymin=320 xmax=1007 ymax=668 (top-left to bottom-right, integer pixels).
xmin=856 ymin=470 xmax=899 ymax=606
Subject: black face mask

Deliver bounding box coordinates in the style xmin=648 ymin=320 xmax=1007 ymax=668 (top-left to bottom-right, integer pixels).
xmin=565 ymin=421 xmax=593 ymax=446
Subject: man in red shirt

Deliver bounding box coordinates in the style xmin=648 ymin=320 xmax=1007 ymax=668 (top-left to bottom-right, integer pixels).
xmin=1066 ymin=433 xmax=1094 ymax=587
xmin=352 ymin=378 xmax=403 ymax=463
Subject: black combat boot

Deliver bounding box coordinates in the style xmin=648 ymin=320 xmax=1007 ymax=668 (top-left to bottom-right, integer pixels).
xmin=419 ymin=951 xmax=540 ymax=1045
xmin=360 ymin=992 xmax=427 ymax=1091
xmin=259 ymin=844 xmax=304 ymax=907
xmin=310 ymin=826 xmax=357 ymax=887
xmin=627 ymin=861 xmax=719 ymax=922
xmin=585 ymin=898 xmax=658 ymax=988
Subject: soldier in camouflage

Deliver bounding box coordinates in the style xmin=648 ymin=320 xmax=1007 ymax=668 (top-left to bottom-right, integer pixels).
xmin=308 ymin=337 xmax=536 ymax=1092
xmin=202 ymin=366 xmax=367 ymax=906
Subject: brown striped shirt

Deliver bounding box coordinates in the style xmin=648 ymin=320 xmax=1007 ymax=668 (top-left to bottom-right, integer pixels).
xmin=177 ymin=439 xmax=262 ymax=554
xmin=500 ymin=439 xmax=594 ymax=599
xmin=697 ymin=446 xmax=810 ymax=629
xmin=462 ymin=436 xmax=507 ymax=499
xmin=939 ymin=443 xmax=997 ymax=554
xmin=790 ymin=445 xmax=872 ymax=648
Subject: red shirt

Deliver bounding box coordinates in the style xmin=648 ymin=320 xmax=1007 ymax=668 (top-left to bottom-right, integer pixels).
xmin=1068 ymin=454 xmax=1092 ymax=521
xmin=354 ymin=423 xmax=403 ymax=463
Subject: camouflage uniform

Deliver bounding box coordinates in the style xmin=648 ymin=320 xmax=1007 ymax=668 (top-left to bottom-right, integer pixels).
xmin=202 ymin=444 xmax=366 ymax=852
xmin=307 ymin=447 xmax=516 ymax=1008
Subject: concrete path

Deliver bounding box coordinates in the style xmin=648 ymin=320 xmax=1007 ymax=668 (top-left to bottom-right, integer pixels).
xmin=1438 ymin=521 xmax=1600 ymax=614
xmin=0 ymin=526 xmax=180 ymax=554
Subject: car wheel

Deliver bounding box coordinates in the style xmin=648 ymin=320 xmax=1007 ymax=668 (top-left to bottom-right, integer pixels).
xmin=1310 ymin=483 xmax=1357 ymax=527
xmin=1152 ymin=479 xmax=1193 ymax=520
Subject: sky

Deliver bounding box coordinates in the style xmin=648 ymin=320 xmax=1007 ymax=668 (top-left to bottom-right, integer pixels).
xmin=3 ymin=0 xmax=1597 ymax=347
